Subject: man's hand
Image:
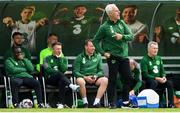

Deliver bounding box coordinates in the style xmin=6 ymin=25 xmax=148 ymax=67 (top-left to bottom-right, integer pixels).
xmin=3 ymin=17 xmax=14 ymax=27
xmin=36 ymin=17 xmax=48 ymax=27
xmin=155 ymin=77 xmax=166 ymax=83
xmin=84 ymin=76 xmax=95 ymax=84
xmin=113 ymin=33 xmax=123 ymax=40
xmin=129 ymin=90 xmax=135 ymax=96
xmin=162 ymin=76 xmax=167 ymax=83
xmin=104 ymin=52 xmax=110 ymax=59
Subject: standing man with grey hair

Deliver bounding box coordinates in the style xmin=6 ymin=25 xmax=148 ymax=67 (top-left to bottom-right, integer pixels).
xmin=140 ymin=41 xmax=174 ymax=108
xmin=93 ymin=4 xmax=133 ymax=108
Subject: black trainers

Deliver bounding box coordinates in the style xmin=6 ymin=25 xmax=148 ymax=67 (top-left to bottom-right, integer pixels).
xmin=38 ymin=103 xmax=44 ymax=108
xmin=83 ymin=103 xmax=89 ymax=108
xmin=109 ymin=103 xmax=116 ymax=109
xmin=93 ymin=103 xmax=101 ymax=108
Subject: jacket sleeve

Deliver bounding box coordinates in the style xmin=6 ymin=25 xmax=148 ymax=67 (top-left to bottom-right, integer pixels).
xmin=121 ymin=20 xmax=134 ymax=41
xmin=5 ymin=58 xmax=26 ymax=75
xmin=73 ymin=56 xmax=84 ymax=78
xmin=93 ymin=26 xmax=105 ymax=55
xmin=23 ymin=58 xmax=34 ymax=73
xmin=43 ymin=57 xmax=58 ymax=75
xmin=133 ymin=68 xmax=142 ymax=92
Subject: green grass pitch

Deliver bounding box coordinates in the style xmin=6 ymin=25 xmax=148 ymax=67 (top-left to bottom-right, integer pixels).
xmin=0 ymin=108 xmax=180 ymax=112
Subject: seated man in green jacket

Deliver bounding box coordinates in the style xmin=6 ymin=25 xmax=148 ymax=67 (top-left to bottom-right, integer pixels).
xmin=5 ymin=46 xmax=43 ymax=108
xmin=140 ymin=41 xmax=174 ymax=108
xmin=43 ymin=42 xmax=79 ymax=109
xmin=73 ymin=39 xmax=108 ymax=108
xmin=36 ymin=33 xmax=64 ymax=72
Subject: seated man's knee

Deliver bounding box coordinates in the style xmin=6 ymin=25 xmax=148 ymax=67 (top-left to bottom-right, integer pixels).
xmin=76 ymin=77 xmax=86 ymax=86
xmin=101 ymin=77 xmax=108 ymax=85
xmin=11 ymin=78 xmax=22 ymax=86
xmin=96 ymin=77 xmax=108 ymax=86
xmin=146 ymin=79 xmax=158 ymax=89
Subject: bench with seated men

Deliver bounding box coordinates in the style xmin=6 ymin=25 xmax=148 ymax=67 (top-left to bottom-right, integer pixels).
xmin=0 ymin=56 xmax=180 ymax=108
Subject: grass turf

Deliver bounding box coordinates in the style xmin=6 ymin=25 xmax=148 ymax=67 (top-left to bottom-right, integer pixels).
xmin=0 ymin=108 xmax=180 ymax=112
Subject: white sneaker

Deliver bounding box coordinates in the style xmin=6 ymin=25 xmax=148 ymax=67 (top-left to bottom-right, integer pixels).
xmin=57 ymin=104 xmax=64 ymax=109
xmin=69 ymin=84 xmax=80 ymax=92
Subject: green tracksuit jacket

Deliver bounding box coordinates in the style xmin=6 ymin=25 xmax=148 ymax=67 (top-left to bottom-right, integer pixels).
xmin=36 ymin=47 xmax=64 ymax=72
xmin=140 ymin=54 xmax=166 ymax=79
xmin=93 ymin=19 xmax=133 ymax=57
xmin=73 ymin=52 xmax=104 ymax=78
xmin=5 ymin=57 xmax=34 ymax=78
xmin=43 ymin=55 xmax=68 ymax=77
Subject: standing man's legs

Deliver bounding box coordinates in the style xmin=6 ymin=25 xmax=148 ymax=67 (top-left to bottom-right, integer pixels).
xmin=107 ymin=57 xmax=119 ymax=107
xmin=118 ymin=58 xmax=132 ymax=103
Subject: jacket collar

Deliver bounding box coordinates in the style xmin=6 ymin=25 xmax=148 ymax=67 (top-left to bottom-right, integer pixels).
xmin=107 ymin=19 xmax=121 ymax=24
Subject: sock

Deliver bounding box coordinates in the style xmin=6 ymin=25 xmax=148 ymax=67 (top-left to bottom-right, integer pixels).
xmin=93 ymin=98 xmax=100 ymax=105
xmin=82 ymin=97 xmax=88 ymax=104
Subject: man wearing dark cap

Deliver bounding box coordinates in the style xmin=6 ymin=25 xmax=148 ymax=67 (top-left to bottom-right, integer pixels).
xmin=4 ymin=32 xmax=31 ymax=60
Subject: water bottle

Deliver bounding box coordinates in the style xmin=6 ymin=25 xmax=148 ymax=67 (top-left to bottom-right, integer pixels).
xmin=32 ymin=90 xmax=38 ymax=108
xmin=7 ymin=90 xmax=14 ymax=108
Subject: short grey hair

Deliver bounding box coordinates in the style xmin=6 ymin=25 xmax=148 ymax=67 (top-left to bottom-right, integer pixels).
xmin=147 ymin=41 xmax=158 ymax=49
xmin=105 ymin=4 xmax=117 ymax=15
